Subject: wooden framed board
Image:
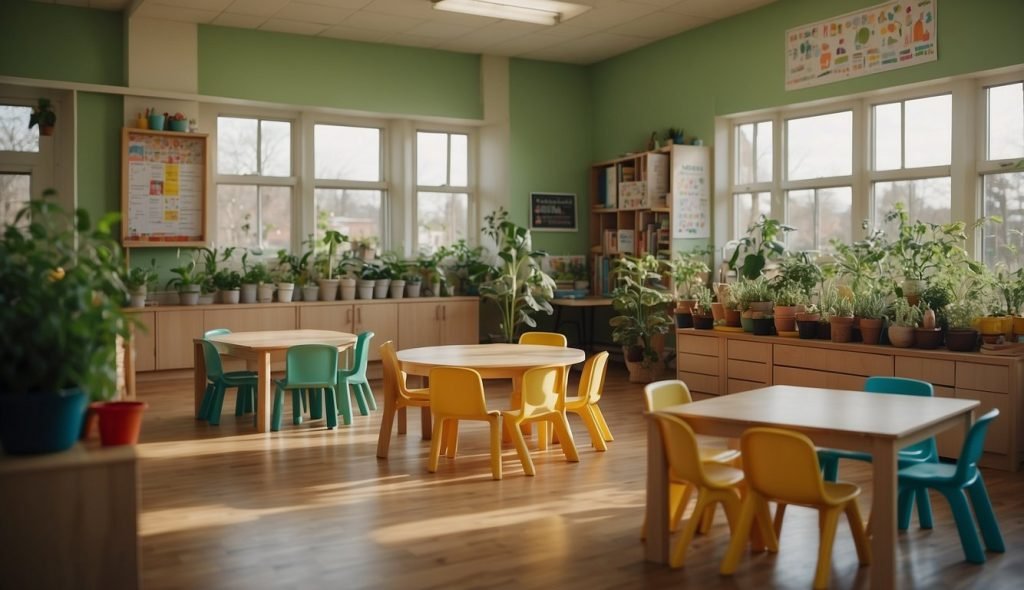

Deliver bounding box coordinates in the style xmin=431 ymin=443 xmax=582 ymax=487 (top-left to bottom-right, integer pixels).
xmin=529 ymin=192 xmax=577 ymax=232
xmin=121 ymin=128 xmax=208 ymax=247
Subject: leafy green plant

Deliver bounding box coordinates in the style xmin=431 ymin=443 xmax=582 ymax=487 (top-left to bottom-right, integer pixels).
xmin=276 ymin=248 xmax=313 ymax=286
xmin=832 ymin=294 xmax=854 ymax=318
xmin=1 ymin=193 xmax=133 ymax=399
xmin=199 ymin=246 xmax=236 ymax=293
xmin=444 ymin=239 xmax=493 ymax=294
xmin=692 ymin=285 xmax=714 ymax=315
xmin=28 ymin=97 xmax=56 ymax=130
xmin=166 ymin=251 xmax=204 ymax=291
xmin=829 ymin=224 xmax=891 ymax=295
xmin=885 ymin=203 xmax=983 ymax=282
xmin=818 ymin=280 xmax=841 ymax=321
xmin=568 ymin=260 xmax=588 ymax=282
xmin=609 ymin=255 xmax=674 ymax=366
xmin=771 ymin=282 xmax=802 ymax=307
xmin=212 ymin=269 xmax=242 ymax=290
xmin=380 ymin=252 xmax=408 ymax=279
xmin=125 ymin=259 xmax=158 ymax=291
xmin=853 ymin=288 xmax=888 ymax=320
xmin=320 ymin=230 xmax=348 ymax=280
xmin=478 ymin=208 xmax=555 ymax=343
xmin=774 ymin=252 xmax=824 ymax=301
xmin=417 ymin=250 xmax=446 ymax=286
xmin=946 ymin=300 xmax=982 ymax=330
xmin=890 ymin=297 xmax=923 ymax=327
xmin=671 ymin=245 xmax=712 ymax=299
xmin=728 ymin=215 xmax=794 ymax=280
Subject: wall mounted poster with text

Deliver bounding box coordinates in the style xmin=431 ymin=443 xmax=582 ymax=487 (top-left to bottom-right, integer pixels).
xmin=530 ymin=193 xmax=577 ymax=232
xmin=671 ymin=145 xmax=710 ymax=239
xmin=785 ymin=1 xmax=936 ymax=91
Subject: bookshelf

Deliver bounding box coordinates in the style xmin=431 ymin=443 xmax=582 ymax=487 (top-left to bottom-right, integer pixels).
xmin=588 ymin=145 xmax=710 ymax=296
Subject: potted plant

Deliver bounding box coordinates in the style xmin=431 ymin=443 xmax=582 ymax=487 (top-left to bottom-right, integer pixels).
xmin=671 ymin=246 xmax=712 ymax=328
xmin=318 ymin=230 xmax=348 ymax=301
xmin=722 ymin=281 xmax=743 ymax=328
xmin=125 ymin=259 xmax=158 ymax=308
xmin=199 ymin=246 xmax=235 ymax=303
xmin=382 ymin=253 xmax=408 ymax=299
xmin=243 ymin=261 xmax=274 ymax=303
xmin=418 ymin=250 xmax=446 ymax=298
xmin=167 ymin=251 xmax=203 ymax=306
xmin=212 ymin=269 xmax=242 ymax=304
xmin=274 ymin=266 xmax=295 ymax=303
xmin=691 ymin=286 xmax=715 ymax=330
xmin=478 ymin=207 xmax=556 ymax=344
xmin=945 ymin=300 xmax=981 ymax=352
xmin=817 ymin=281 xmax=841 ymax=340
xmin=776 ymin=251 xmax=825 ymax=303
xmin=888 ymin=297 xmax=921 ymax=348
xmin=358 ymin=262 xmax=378 ymax=299
xmin=239 ymin=251 xmax=259 ymax=303
xmin=771 ymin=283 xmax=802 ymax=334
xmin=736 ymin=275 xmax=772 ymax=332
xmin=366 ymin=261 xmax=392 ymax=299
xmin=445 ymin=239 xmax=492 ymax=296
xmin=569 ymin=260 xmax=590 ymax=291
xmin=796 ymin=303 xmax=820 ymax=339
xmin=915 ymin=303 xmax=943 ymax=349
xmin=751 ymin=311 xmax=774 ymax=336
xmin=609 ymin=255 xmax=673 ymax=382
xmin=276 ymin=248 xmax=312 ymax=302
xmin=667 ymin=127 xmax=685 ymax=145
xmin=829 ymin=295 xmax=855 ymax=343
xmin=29 ymin=97 xmax=56 ymax=136
xmin=728 ymin=215 xmax=795 ymax=280
xmin=854 ymin=288 xmax=888 ymax=345
xmin=830 ymin=228 xmax=890 ymax=296
xmin=405 ymin=271 xmax=422 ymax=298
xmin=0 ymin=195 xmax=138 ymax=453
xmin=335 ymin=251 xmax=360 ymax=301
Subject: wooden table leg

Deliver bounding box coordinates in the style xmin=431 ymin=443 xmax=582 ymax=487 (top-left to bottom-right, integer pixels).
xmin=256 ymin=352 xmax=272 ymax=433
xmin=376 ymin=363 xmax=397 ymax=459
xmin=870 ymin=438 xmax=898 ymax=588
xmin=421 ymin=406 xmax=432 ymax=440
xmin=193 ymin=341 xmax=206 ymax=419
xmin=644 ymin=414 xmax=670 ymax=563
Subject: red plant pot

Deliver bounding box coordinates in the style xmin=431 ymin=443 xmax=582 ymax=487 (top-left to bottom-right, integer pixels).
xmin=95 ymin=401 xmax=147 ymax=446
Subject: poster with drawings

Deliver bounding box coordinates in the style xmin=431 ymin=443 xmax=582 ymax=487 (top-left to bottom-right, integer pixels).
xmin=671 ymin=145 xmax=710 ymax=239
xmin=785 ymin=0 xmax=936 ymax=91
xmin=123 ymin=130 xmax=207 ymax=245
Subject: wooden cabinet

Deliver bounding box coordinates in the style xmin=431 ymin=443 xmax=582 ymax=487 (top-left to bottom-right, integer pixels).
xmin=299 ymin=304 xmax=354 ymax=332
xmin=439 ymin=300 xmax=479 ymax=345
xmin=156 ymin=310 xmax=204 ymax=370
xmin=132 ymin=312 xmax=156 ymax=373
xmin=203 ymin=307 xmax=296 ymax=333
xmin=399 ymin=300 xmax=479 ymax=350
xmin=354 ymin=303 xmax=398 ymax=361
xmin=677 ymin=333 xmax=723 ymax=396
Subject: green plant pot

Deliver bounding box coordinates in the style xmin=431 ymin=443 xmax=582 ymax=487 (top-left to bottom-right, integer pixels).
xmin=740 ymin=316 xmax=754 ymax=332
xmin=0 ymin=388 xmax=88 ymax=454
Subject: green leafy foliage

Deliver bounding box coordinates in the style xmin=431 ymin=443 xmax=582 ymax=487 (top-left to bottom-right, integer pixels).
xmin=609 ymin=255 xmax=674 ymax=366
xmin=728 ymin=215 xmax=794 ymax=280
xmin=125 ymin=259 xmax=158 ymax=291
xmin=670 ymin=245 xmax=712 ymax=299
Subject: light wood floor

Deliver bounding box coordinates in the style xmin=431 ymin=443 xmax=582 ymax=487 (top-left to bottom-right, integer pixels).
xmin=136 ymin=366 xmax=1022 ymax=590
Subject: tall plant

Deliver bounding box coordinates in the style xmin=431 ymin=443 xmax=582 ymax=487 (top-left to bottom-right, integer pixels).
xmin=728 ymin=215 xmax=794 ymax=280
xmin=478 ymin=208 xmax=556 ymax=343
xmin=609 ymin=255 xmax=674 ymax=366
xmin=671 ymin=245 xmax=712 ymax=299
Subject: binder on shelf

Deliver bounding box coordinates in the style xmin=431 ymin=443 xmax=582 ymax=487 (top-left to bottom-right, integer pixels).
xmin=605 ymin=167 xmax=617 ymax=208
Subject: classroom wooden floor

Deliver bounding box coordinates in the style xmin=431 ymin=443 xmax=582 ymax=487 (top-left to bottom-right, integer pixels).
xmin=136 ymin=365 xmax=1022 ymax=590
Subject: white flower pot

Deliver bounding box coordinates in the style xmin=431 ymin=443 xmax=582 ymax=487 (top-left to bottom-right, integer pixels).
xmin=276 ymin=283 xmax=294 ymax=303
xmin=179 ymin=285 xmax=201 ymax=306
xmin=374 ymin=279 xmax=391 ymax=299
xmin=240 ymin=283 xmax=258 ymax=304
xmin=340 ymin=277 xmax=357 ymax=301
xmin=406 ymin=282 xmax=421 ymax=298
xmin=318 ymin=279 xmax=340 ymax=301
xmin=357 ymin=279 xmax=375 ymax=300
xmin=257 ymin=283 xmax=275 ymax=303
xmin=302 ymin=285 xmax=320 ymax=302
xmin=430 ymin=282 xmax=442 ymax=298
xmin=389 ymin=279 xmax=406 ymax=299
xmin=128 ymin=286 xmax=147 ymax=308
xmin=221 ymin=289 xmax=240 ymax=304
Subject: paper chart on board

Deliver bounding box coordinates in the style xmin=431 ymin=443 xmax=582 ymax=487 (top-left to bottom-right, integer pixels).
xmin=124 ymin=131 xmax=206 ymax=244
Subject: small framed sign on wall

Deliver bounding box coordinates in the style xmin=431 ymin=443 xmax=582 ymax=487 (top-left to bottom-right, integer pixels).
xmin=529 ymin=192 xmax=577 ymax=232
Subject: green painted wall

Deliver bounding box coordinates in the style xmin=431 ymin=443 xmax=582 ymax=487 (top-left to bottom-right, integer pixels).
xmin=197 ymin=26 xmax=482 ymax=120
xmin=0 ymin=0 xmax=124 ymax=86
xmin=509 ymin=59 xmax=592 ymax=257
xmin=591 ymin=0 xmax=1024 ymax=160
xmin=76 ymin=92 xmax=123 ymax=222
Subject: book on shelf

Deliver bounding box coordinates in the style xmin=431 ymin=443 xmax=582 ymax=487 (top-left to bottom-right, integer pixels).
xmin=617 ymin=229 xmax=635 ymax=255
xmin=602 ymin=229 xmax=618 ymax=254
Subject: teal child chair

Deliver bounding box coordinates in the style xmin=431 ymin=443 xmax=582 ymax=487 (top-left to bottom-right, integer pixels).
xmin=897 ymin=409 xmax=1004 ymax=563
xmin=199 ymin=335 xmax=259 ymax=426
xmin=817 ymin=376 xmax=938 ymax=528
xmin=336 ymin=331 xmax=375 ymax=426
xmin=272 ymin=344 xmax=340 ymax=431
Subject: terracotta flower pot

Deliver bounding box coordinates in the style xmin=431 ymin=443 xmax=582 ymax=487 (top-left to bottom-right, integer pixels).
xmin=914 ymin=328 xmax=943 ymax=350
xmin=774 ymin=305 xmax=797 ymax=333
xmin=888 ymin=325 xmax=915 ymax=348
xmin=945 ymin=328 xmax=978 ymax=352
xmin=94 ymin=401 xmax=147 ymax=446
xmin=724 ymin=308 xmax=741 ymax=327
xmin=710 ymin=302 xmax=725 ymax=323
xmin=859 ymin=317 xmax=884 ymax=345
xmin=677 ymin=299 xmax=696 ymax=314
xmin=830 ymin=316 xmax=855 ymax=343
xmin=749 ymin=301 xmax=774 ymax=314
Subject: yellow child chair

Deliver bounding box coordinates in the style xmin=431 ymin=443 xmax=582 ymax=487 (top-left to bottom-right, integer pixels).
xmin=563 ymin=351 xmax=611 ymax=451
xmin=518 ymin=331 xmax=568 ymax=346
xmin=649 ymin=413 xmax=748 ymax=568
xmin=501 ymin=365 xmax=580 ymax=476
xmin=378 ymin=341 xmax=432 ymax=453
xmin=720 ymin=427 xmax=871 ymax=590
xmin=428 ymin=367 xmax=525 ymax=480
xmin=643 ymin=379 xmax=740 ymax=535
xmin=517 ymin=331 xmax=569 ymax=445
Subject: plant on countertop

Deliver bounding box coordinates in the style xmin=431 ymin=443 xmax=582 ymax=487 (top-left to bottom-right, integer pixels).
xmin=199 ymin=246 xmax=236 ymax=293
xmin=320 ymin=230 xmax=348 ymax=280
xmin=728 ymin=215 xmax=794 ymax=280
xmin=671 ymin=245 xmax=712 ymax=300
xmin=829 ymin=224 xmax=891 ymax=295
xmin=771 ymin=282 xmax=803 ymax=307
xmin=609 ymin=254 xmax=674 ymax=366
xmin=692 ymin=285 xmax=714 ymax=316
xmin=890 ymin=297 xmax=923 ymax=327
xmin=478 ymin=207 xmax=556 ymax=344
xmin=125 ymin=259 xmax=158 ymax=292
xmin=444 ymin=239 xmax=493 ymax=295
xmin=853 ymin=287 xmax=889 ymax=320
xmin=775 ymin=251 xmax=825 ymax=302
xmin=381 ymin=252 xmax=408 ymax=280
xmin=212 ymin=268 xmax=242 ymax=291
xmin=276 ymin=248 xmax=313 ymax=286
xmin=166 ymin=250 xmax=204 ymax=291
xmin=241 ymin=253 xmax=272 ymax=285
xmin=884 ymin=202 xmax=983 ymax=290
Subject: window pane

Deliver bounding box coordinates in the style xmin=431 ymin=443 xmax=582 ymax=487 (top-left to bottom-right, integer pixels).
xmin=0 ymin=173 xmax=30 ymax=225
xmin=756 ymin=121 xmax=773 ymax=183
xmin=417 ymin=132 xmax=448 ymax=186
xmin=818 ymin=186 xmax=852 ymax=252
xmin=988 ymin=82 xmax=1024 ymax=160
xmin=260 ymin=120 xmax=291 ymax=177
xmin=217 ymin=117 xmax=258 ymax=175
xmin=874 ymin=177 xmax=952 ymax=235
xmin=315 ymin=125 xmax=380 ymax=182
xmin=873 ymin=102 xmax=901 ymax=171
xmin=450 ymin=133 xmax=468 ymax=187
xmin=905 ymin=94 xmax=951 ymax=168
xmin=982 ymin=171 xmax=1024 ymax=268
xmin=734 ymin=191 xmax=771 ymax=238
xmin=315 ymin=188 xmax=381 ymax=242
xmin=217 ymin=184 xmax=258 ymax=249
xmin=0 ymin=105 xmax=39 ymax=152
xmin=786 ymin=189 xmax=815 ymax=252
xmin=735 ymin=123 xmax=754 ymax=185
xmin=786 ymin=111 xmax=852 ymax=180
xmin=260 ymin=186 xmax=291 ymax=251
xmin=418 ymin=191 xmax=468 ymax=253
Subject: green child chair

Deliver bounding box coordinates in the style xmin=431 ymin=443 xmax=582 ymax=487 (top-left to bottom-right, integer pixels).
xmin=335 ymin=331 xmax=375 ymax=426
xmin=272 ymin=344 xmax=340 ymax=431
xmin=199 ymin=329 xmax=258 ymax=425
xmin=897 ymin=409 xmax=1004 ymax=564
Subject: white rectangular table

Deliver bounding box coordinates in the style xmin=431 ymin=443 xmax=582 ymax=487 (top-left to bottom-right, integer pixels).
xmin=645 ymin=385 xmax=979 ymax=589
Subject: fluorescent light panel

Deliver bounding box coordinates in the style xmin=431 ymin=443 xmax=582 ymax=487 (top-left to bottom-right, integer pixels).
xmin=431 ymin=0 xmax=591 ymax=26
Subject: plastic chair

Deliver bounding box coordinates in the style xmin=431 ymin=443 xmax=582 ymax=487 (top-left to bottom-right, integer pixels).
xmin=428 ymin=367 xmax=523 ymax=480
xmin=271 ymin=344 xmax=339 ymax=431
xmin=642 ymin=380 xmax=740 ymax=535
xmin=563 ymin=351 xmax=611 ymax=451
xmin=721 ymin=427 xmax=871 ymax=590
xmin=517 ymin=331 xmax=569 ymax=444
xmin=198 ymin=333 xmax=258 ymax=426
xmin=518 ymin=332 xmax=568 ymax=347
xmin=649 ymin=413 xmax=747 ymax=568
xmin=501 ymin=365 xmax=580 ymax=476
xmin=335 ymin=331 xmax=375 ymax=426
xmin=379 ymin=340 xmax=431 ymax=438
xmin=897 ymin=409 xmax=1003 ymax=564
xmin=816 ymin=376 xmax=937 ymax=529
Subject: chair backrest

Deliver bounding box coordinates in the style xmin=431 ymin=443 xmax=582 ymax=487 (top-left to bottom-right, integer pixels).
xmin=204 ymin=328 xmax=231 ymax=339
xmin=519 ymin=332 xmax=568 ymax=347
xmin=643 ymin=380 xmax=694 ymax=413
xmin=283 ymin=344 xmax=339 ymax=388
xmin=864 ymin=376 xmax=936 ymax=459
xmin=741 ymin=427 xmax=829 ymax=505
xmin=350 ymin=331 xmax=375 ymax=376
xmin=955 ymin=409 xmax=1000 ymax=483
xmin=577 ymin=351 xmax=610 ymax=404
xmin=651 ymin=413 xmax=710 ymax=486
xmin=520 ymin=365 xmax=562 ymax=417
xmin=379 ymin=340 xmax=413 ymax=401
xmin=429 ymin=367 xmax=489 ymax=416
xmin=200 ymin=340 xmax=225 ymax=380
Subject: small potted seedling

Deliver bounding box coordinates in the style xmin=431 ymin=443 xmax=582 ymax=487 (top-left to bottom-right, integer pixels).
xmin=318 ymin=230 xmax=347 ymax=301
xmin=125 ymin=259 xmax=158 ymax=308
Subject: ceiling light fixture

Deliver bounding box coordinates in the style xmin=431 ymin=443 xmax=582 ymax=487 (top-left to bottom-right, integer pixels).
xmin=431 ymin=0 xmax=590 ymax=27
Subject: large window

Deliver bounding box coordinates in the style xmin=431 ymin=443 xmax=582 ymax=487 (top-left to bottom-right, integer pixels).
xmin=732 ymin=121 xmax=773 ymax=237
xmin=313 ymin=123 xmax=384 ymax=243
xmin=0 ymin=103 xmax=42 ymax=225
xmin=981 ymin=81 xmax=1024 ymax=268
xmin=215 ymin=116 xmax=293 ymax=251
xmin=416 ymin=131 xmax=470 ymax=253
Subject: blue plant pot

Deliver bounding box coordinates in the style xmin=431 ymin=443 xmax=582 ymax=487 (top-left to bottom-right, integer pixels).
xmin=148 ymin=114 xmax=166 ymax=131
xmin=0 ymin=388 xmax=88 ymax=454
xmin=168 ymin=119 xmax=188 ymax=132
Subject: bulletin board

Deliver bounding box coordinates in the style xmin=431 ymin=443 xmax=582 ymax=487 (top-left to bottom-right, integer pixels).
xmin=121 ymin=128 xmax=208 ymax=247
xmin=529 ymin=193 xmax=577 ymax=232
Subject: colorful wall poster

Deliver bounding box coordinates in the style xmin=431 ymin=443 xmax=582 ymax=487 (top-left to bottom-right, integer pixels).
xmin=671 ymin=145 xmax=710 ymax=239
xmin=785 ymin=1 xmax=936 ymax=91
xmin=123 ymin=130 xmax=206 ymax=244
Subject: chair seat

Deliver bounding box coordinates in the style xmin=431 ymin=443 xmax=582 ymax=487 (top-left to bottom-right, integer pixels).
xmin=819 ymin=446 xmax=934 ymax=464
xmin=701 ymin=462 xmax=744 ymax=489
xmin=406 ymin=388 xmax=430 ymax=401
xmin=898 ymin=461 xmax=964 ymax=485
xmin=700 ymin=446 xmax=740 ymax=464
xmin=822 ymin=481 xmax=861 ymax=505
xmin=564 ymin=395 xmax=586 ymax=410
xmin=220 ymin=371 xmax=257 ymax=385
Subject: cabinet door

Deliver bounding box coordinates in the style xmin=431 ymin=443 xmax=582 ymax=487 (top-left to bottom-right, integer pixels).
xmin=298 ymin=304 xmax=355 ymax=332
xmin=399 ymin=302 xmax=442 ymax=350
xmin=133 ymin=312 xmax=156 ymax=372
xmin=355 ymin=303 xmax=398 ymax=361
xmin=441 ymin=301 xmax=479 ymax=345
xmin=156 ymin=310 xmax=205 ymax=370
xmin=204 ymin=307 xmax=296 ymax=333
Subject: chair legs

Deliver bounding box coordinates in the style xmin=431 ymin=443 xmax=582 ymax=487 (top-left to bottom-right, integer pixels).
xmin=813 ymin=507 xmax=841 ymax=590
xmin=428 ymin=415 xmax=506 ymax=480
xmin=504 ymin=419 xmax=536 ymax=476
xmin=592 ymin=403 xmax=613 ymax=441
xmin=208 ymin=383 xmax=228 ymax=426
xmin=569 ymin=405 xmax=608 ymax=452
xmin=336 ymin=382 xmax=354 ymax=426
xmin=942 ymin=487 xmax=987 ymax=564
xmin=670 ymin=487 xmax=742 ymax=568
xmin=720 ymin=493 xmax=779 ymax=575
xmin=967 ymin=476 xmax=1005 ymax=553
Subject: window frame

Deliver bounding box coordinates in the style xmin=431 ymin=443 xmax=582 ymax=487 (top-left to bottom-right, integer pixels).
xmin=413 ymin=126 xmax=477 ymax=254
xmin=976 ymin=74 xmax=1024 ymax=266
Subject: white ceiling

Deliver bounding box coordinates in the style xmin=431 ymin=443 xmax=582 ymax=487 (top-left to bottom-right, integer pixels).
xmin=35 ymin=0 xmax=775 ymax=65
